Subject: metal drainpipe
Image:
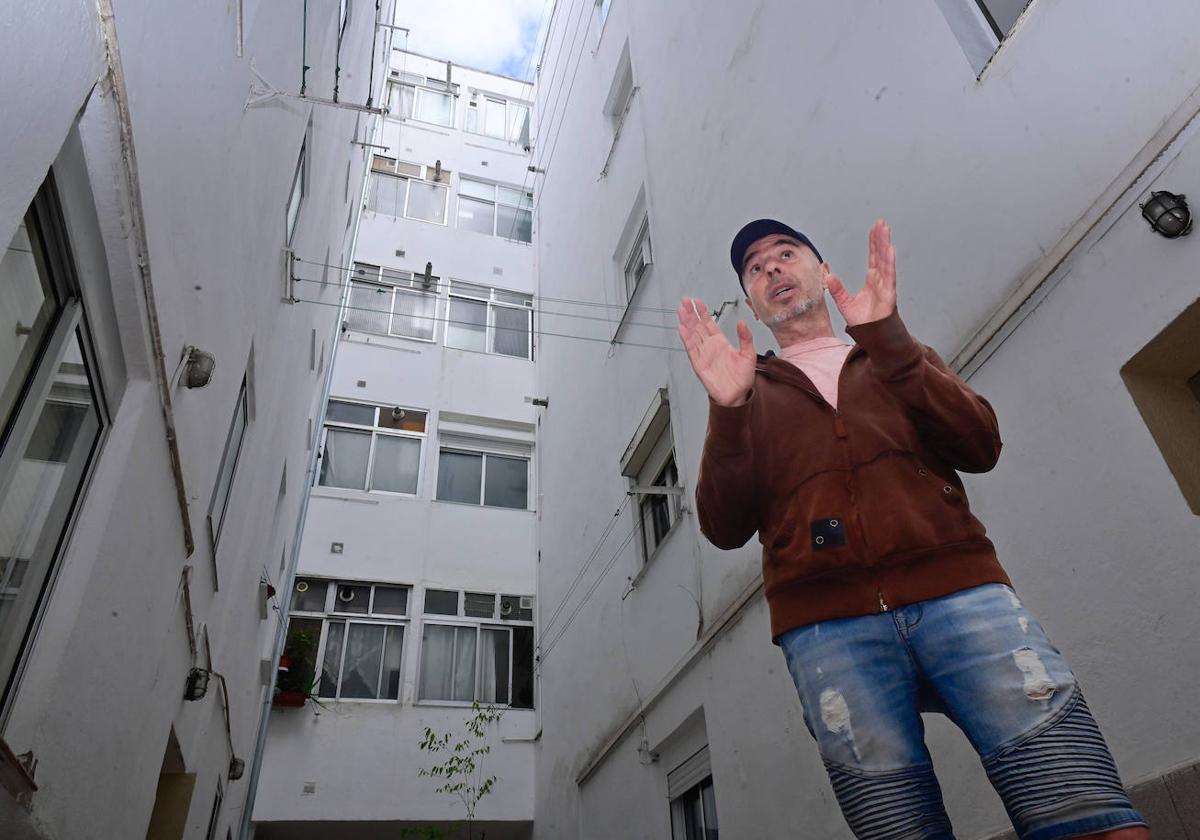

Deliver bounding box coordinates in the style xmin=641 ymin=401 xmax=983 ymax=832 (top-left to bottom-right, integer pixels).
xmin=301 ymin=0 xmax=309 ymax=95
xmin=236 ymin=16 xmax=394 ymax=838
xmin=95 ymin=0 xmax=196 ymax=557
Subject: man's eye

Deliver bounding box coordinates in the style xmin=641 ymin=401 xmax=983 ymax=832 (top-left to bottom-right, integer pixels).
xmin=782 ymin=250 xmax=793 ymax=259
xmin=750 ymin=265 xmax=760 ymax=274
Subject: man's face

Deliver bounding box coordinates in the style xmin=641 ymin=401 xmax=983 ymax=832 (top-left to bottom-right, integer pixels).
xmin=740 ymin=234 xmax=827 ymax=326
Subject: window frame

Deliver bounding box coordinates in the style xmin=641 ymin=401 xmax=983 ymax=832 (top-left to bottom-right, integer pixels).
xmin=434 ymin=445 xmax=531 ymax=510
xmin=0 ymin=175 xmax=109 ymax=722
xmin=623 ymin=216 xmax=653 ymax=302
xmin=385 ymin=73 xmax=458 ymax=127
xmin=670 ymin=774 xmax=718 ymax=840
xmin=346 ymin=262 xmax=440 ymax=342
xmin=465 ymin=89 xmax=532 ymax=146
xmin=208 ymin=378 xmax=249 ymax=550
xmin=366 ymin=155 xmax=450 ymax=225
xmin=974 ymin=0 xmax=1030 ymax=41
xmin=204 ymin=777 xmax=224 ymax=840
xmin=933 ymin=0 xmax=1032 ymax=77
xmin=620 ymin=388 xmax=683 ymax=568
xmin=317 ymin=398 xmax=428 ymax=497
xmin=286 ymin=139 xmax=306 ymax=245
xmin=416 ymin=587 xmax=535 ymax=708
xmin=455 ymin=177 xmax=533 ymax=243
xmin=637 ymin=444 xmax=681 ymax=563
xmin=444 ymin=280 xmax=534 ymax=360
xmin=288 ymin=578 xmax=412 ymax=703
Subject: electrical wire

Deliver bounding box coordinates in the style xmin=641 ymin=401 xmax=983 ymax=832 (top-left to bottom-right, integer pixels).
xmin=540 ymin=494 xmax=631 ymax=638
xmin=499 ymin=0 xmax=594 ymax=243
xmin=365 ymin=0 xmax=381 ymax=107
xmin=529 ymin=0 xmax=589 ymax=168
xmin=292 ymin=273 xmax=679 ymax=332
xmin=289 ymin=293 xmax=686 ymax=353
xmin=538 ymin=502 xmax=656 ymax=666
xmin=529 ymin=0 xmax=594 ymax=181
xmin=292 ymin=256 xmax=684 ymax=315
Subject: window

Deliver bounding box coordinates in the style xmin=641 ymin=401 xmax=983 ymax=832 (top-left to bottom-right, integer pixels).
xmin=366 ymin=156 xmax=450 ymax=225
xmin=318 ymin=399 xmax=427 ymax=494
xmin=975 ymin=0 xmax=1030 ymax=40
xmin=0 ymin=177 xmax=106 ymax=714
xmin=289 ymin=578 xmax=410 ymax=701
xmin=346 ymin=262 xmax=438 ymax=341
xmin=445 ymin=281 xmax=533 ymax=359
xmin=456 ymin=177 xmax=533 ymax=243
xmin=934 ymin=0 xmax=1032 ymax=75
xmin=286 ymin=139 xmax=306 ymax=244
xmin=209 ymin=379 xmax=249 ymax=547
xmin=386 ymin=72 xmax=457 ymax=126
xmin=621 ymin=389 xmax=682 ymax=563
xmin=204 ymin=778 xmax=223 ymax=840
xmin=623 ymin=216 xmax=653 ymax=302
xmin=604 ymin=43 xmax=634 ymax=130
xmin=418 ymin=588 xmax=534 ymax=707
xmin=436 ymin=448 xmax=529 ymax=509
xmin=465 ymin=90 xmax=531 ymax=146
xmin=1120 ymin=297 xmax=1200 ymax=515
xmin=671 ymin=776 xmax=718 ymax=840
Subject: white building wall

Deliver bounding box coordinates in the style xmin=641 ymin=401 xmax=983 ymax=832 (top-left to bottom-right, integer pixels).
xmin=0 ymin=2 xmax=389 ymax=838
xmin=533 ymin=1 xmax=1200 ymax=838
xmin=253 ymin=50 xmax=538 ymax=837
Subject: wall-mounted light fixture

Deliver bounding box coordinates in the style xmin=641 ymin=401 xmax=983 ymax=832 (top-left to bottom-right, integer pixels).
xmin=1140 ymin=190 xmax=1192 ymax=238
xmin=228 ymin=756 xmax=246 ymax=781
xmin=184 ymin=667 xmax=210 ymax=701
xmin=173 ymin=345 xmax=217 ymax=389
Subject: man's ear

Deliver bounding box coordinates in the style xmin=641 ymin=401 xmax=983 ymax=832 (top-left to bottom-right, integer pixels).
xmin=744 ymin=294 xmax=760 ymax=321
xmin=820 ymin=262 xmax=832 ymax=289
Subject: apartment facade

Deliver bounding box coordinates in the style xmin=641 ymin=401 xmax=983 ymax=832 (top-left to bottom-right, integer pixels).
xmin=532 ymin=1 xmax=1200 ymax=838
xmin=0 ymin=2 xmax=391 ymax=838
xmin=251 ymin=49 xmax=539 ymax=840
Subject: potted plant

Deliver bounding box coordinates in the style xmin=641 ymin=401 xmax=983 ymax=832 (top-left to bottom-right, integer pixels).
xmin=273 ymin=629 xmax=318 ymax=708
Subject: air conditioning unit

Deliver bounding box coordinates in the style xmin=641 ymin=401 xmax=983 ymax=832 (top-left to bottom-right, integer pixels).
xmin=499 ymin=595 xmax=533 ymax=621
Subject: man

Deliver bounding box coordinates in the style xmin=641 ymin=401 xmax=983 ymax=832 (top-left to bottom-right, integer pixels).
xmin=677 ymin=218 xmax=1148 ymax=840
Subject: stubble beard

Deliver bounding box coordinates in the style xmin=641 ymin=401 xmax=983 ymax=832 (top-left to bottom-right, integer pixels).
xmin=763 ymin=291 xmax=822 ymax=326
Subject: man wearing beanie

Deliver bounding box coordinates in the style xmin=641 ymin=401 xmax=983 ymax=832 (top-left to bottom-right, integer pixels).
xmin=676 ymin=219 xmax=1147 ymax=840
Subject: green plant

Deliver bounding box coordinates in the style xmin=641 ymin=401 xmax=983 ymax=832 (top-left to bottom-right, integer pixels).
xmin=403 ymin=703 xmax=503 ymax=840
xmin=276 ymin=629 xmax=318 ymax=694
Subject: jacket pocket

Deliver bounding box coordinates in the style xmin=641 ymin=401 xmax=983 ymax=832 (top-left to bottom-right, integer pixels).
xmin=855 ymin=451 xmax=977 ymax=561
xmin=761 ymin=470 xmax=860 ymax=588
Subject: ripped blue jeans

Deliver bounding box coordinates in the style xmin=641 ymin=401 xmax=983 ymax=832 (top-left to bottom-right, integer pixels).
xmin=778 ymin=584 xmax=1145 ymax=840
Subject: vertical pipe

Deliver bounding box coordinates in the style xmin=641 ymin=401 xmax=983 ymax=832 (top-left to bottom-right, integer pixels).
xmin=301 ymin=0 xmax=309 ymax=95
xmin=236 ymin=6 xmax=397 ymax=834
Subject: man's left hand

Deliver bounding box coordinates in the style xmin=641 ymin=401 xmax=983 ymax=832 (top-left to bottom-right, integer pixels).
xmin=825 ymin=219 xmax=897 ymax=327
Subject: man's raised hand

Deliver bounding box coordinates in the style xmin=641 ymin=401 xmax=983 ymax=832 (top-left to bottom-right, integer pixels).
xmin=825 ymin=219 xmax=897 ymax=327
xmin=677 ymin=297 xmax=756 ymax=407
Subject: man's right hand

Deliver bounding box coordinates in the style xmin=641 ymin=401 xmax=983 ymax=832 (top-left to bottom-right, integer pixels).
xmin=677 ymin=297 xmax=756 ymax=407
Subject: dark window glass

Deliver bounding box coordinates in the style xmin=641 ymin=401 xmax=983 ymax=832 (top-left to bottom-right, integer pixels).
xmin=511 ymin=626 xmax=534 ymax=709
xmin=291 ymin=578 xmax=328 ymax=612
xmin=424 ymin=589 xmax=459 ymax=615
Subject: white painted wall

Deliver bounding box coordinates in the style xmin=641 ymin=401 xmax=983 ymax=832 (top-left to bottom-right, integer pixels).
xmin=532 ymin=1 xmax=1200 ymax=838
xmin=253 ymin=50 xmax=538 ymax=836
xmin=0 ymin=1 xmax=389 ymax=838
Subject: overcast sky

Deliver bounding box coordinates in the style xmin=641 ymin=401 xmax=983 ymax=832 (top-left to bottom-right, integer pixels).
xmin=395 ymin=0 xmax=546 ymax=81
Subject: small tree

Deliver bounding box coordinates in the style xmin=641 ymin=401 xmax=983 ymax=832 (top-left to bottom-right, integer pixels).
xmin=405 ymin=703 xmax=503 ymax=840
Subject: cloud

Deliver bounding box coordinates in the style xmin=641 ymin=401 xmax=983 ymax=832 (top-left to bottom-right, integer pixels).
xmin=395 ymin=0 xmax=547 ymax=81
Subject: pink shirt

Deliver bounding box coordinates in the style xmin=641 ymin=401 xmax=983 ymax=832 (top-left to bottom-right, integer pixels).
xmin=779 ymin=337 xmax=853 ymax=409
